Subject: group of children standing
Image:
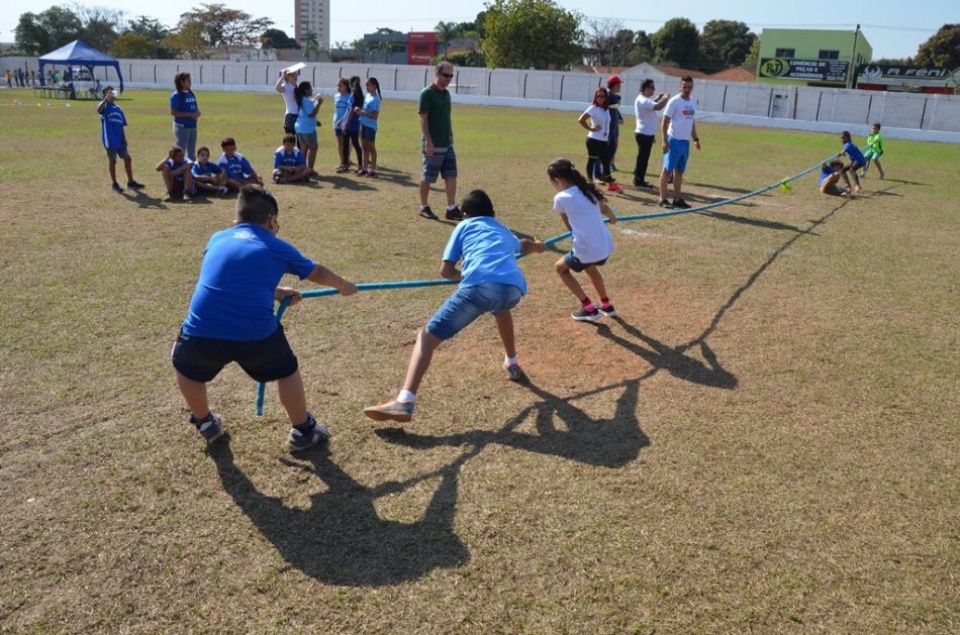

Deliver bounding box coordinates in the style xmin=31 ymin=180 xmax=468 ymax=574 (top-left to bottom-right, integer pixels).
xmin=174 ymin=156 xmax=621 ymax=451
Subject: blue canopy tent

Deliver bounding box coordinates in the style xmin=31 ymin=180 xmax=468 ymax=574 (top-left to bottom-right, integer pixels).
xmin=38 ymin=40 xmax=123 ymax=92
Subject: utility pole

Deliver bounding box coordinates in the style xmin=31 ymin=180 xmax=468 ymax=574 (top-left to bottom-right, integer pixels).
xmin=848 ymin=24 xmax=861 ymax=89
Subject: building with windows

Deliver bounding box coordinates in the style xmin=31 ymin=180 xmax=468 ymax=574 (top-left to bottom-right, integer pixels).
xmin=757 ymin=28 xmax=872 ymax=88
xmin=294 ymin=0 xmax=330 ymax=52
xmin=362 ymin=31 xmax=445 ymax=65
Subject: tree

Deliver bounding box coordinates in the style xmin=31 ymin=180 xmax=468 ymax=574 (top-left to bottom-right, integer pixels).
xmin=351 ymin=37 xmax=370 ymax=63
xmin=651 ymin=17 xmax=699 ymax=68
xmin=261 ymin=28 xmax=300 ymax=50
xmin=481 ymin=0 xmax=583 ymax=70
xmin=74 ymin=5 xmax=124 ymax=53
xmin=742 ymin=37 xmax=760 ymax=72
xmin=163 ymin=20 xmax=208 ymax=59
xmin=15 ymin=6 xmax=83 ymax=55
xmin=699 ymin=20 xmax=756 ymax=72
xmin=175 ymin=3 xmax=273 ymax=53
xmin=914 ymin=24 xmax=960 ymax=68
xmin=624 ymin=30 xmax=654 ymax=66
xmin=127 ymin=16 xmax=169 ymax=42
xmin=435 ymin=20 xmax=459 ymax=58
xmin=585 ymin=18 xmax=627 ymax=69
xmin=111 ymin=33 xmax=156 ymax=59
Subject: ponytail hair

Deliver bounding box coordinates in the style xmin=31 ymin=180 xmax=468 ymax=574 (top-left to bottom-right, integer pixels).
xmin=367 ymin=77 xmax=382 ymax=99
xmin=547 ymin=158 xmax=605 ymax=205
xmin=294 ymin=81 xmax=312 ymax=111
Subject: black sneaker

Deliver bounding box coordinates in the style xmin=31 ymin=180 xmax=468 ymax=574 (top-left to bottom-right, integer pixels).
xmin=672 ymin=199 xmax=692 ymax=209
xmin=189 ymin=412 xmax=225 ymax=445
xmin=111 ymin=182 xmax=124 ymax=193
xmin=658 ymin=200 xmax=673 ymax=209
xmin=635 ymin=180 xmax=654 ymax=188
xmin=288 ymin=413 xmax=330 ymax=452
xmin=445 ymin=206 xmax=464 ymax=221
xmin=419 ymin=206 xmax=438 ymax=220
xmin=598 ymin=304 xmax=618 ymax=317
xmin=571 ymin=307 xmax=602 ymax=322
xmin=127 ymin=180 xmax=145 ymax=189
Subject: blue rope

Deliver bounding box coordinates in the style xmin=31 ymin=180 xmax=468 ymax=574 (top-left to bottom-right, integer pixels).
xmin=255 ymin=153 xmax=840 ymax=414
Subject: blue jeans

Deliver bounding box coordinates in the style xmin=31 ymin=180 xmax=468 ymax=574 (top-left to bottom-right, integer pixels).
xmin=426 ymin=283 xmax=523 ymax=341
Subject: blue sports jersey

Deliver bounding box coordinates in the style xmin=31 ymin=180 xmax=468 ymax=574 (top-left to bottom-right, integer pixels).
xmin=100 ymin=102 xmax=126 ymax=149
xmin=442 ymin=216 xmax=526 ymax=294
xmin=182 ymin=224 xmax=317 ymax=341
xmin=359 ymin=94 xmax=381 ymax=130
xmin=333 ymin=92 xmax=350 ymax=127
xmin=191 ymin=161 xmax=222 ymax=178
xmin=843 ymin=141 xmax=866 ymax=165
xmin=164 ymin=157 xmax=192 ymax=182
xmin=218 ymin=152 xmax=254 ymax=179
xmin=274 ymin=146 xmax=306 ymax=169
xmin=294 ymin=95 xmax=318 ymax=134
xmin=170 ymin=90 xmax=198 ymax=128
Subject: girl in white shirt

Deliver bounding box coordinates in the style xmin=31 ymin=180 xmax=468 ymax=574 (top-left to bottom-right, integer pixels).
xmin=577 ymin=87 xmax=623 ymax=193
xmin=548 ymin=157 xmax=619 ymax=322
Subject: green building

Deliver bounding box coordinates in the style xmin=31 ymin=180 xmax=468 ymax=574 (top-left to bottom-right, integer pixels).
xmin=757 ymin=28 xmax=873 ymax=88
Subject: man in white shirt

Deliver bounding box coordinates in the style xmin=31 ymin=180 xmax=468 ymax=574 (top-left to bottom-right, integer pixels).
xmin=658 ymin=76 xmax=701 ymax=209
xmin=633 ymin=79 xmax=669 ymax=188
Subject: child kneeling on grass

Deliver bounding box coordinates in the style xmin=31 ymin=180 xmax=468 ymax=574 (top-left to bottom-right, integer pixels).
xmin=364 ymin=189 xmax=546 ymax=423
xmin=172 ymin=184 xmax=358 ymax=452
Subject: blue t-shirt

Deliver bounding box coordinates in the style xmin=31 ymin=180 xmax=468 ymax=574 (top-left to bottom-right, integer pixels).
xmin=819 ymin=165 xmax=835 ymax=186
xmin=347 ymin=91 xmax=363 ymax=133
xmin=843 ymin=141 xmax=865 ymax=165
xmin=99 ymin=102 xmax=126 ymax=149
xmin=333 ymin=92 xmax=350 ymax=128
xmin=607 ymin=92 xmax=623 ymax=136
xmin=192 ymin=161 xmax=222 ymax=178
xmin=442 ymin=216 xmax=526 ymax=294
xmin=164 ymin=157 xmax=192 ymax=182
xmin=274 ymin=146 xmax=306 ymax=169
xmin=170 ymin=90 xmax=198 ymax=128
xmin=218 ymin=152 xmax=254 ymax=179
xmin=294 ymin=95 xmax=318 ymax=134
xmin=359 ymin=93 xmax=381 ymax=130
xmin=182 ymin=224 xmax=317 ymax=341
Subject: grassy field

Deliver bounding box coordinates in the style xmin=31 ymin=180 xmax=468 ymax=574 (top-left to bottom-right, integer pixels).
xmin=1 ymin=87 xmax=958 ymax=634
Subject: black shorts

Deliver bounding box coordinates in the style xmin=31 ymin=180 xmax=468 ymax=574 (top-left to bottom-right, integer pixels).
xmin=171 ymin=325 xmax=298 ymax=383
xmin=563 ymin=251 xmax=607 ymax=273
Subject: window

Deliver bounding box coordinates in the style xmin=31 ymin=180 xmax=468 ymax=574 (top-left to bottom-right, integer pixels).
xmin=775 ymin=48 xmax=795 ymax=58
xmin=819 ymin=50 xmax=839 ymax=60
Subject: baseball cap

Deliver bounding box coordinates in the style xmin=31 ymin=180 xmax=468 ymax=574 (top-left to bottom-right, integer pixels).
xmin=220 ymin=137 xmax=236 ymax=147
xmin=607 ymin=74 xmax=622 ymax=85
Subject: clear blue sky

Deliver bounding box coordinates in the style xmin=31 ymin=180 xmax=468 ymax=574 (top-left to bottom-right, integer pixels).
xmin=2 ymin=0 xmax=949 ymax=61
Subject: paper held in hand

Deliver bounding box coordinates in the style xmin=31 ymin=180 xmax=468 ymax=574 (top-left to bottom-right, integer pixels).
xmin=283 ymin=62 xmax=306 ymax=75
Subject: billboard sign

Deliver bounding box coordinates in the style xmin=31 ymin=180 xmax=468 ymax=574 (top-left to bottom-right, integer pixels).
xmin=759 ymin=58 xmax=849 ymax=82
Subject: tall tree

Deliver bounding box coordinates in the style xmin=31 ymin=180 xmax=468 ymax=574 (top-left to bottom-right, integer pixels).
xmin=175 ymin=3 xmax=273 ymax=53
xmin=913 ymin=24 xmax=960 ymax=68
xmin=481 ymin=0 xmax=583 ymax=70
xmin=699 ymin=20 xmax=756 ymax=72
xmin=15 ymin=6 xmax=82 ymax=55
xmin=624 ymin=30 xmax=653 ymax=66
xmin=162 ymin=20 xmax=208 ymax=59
xmin=651 ymin=17 xmax=699 ymax=68
xmin=74 ymin=6 xmax=125 ymax=53
xmin=126 ymin=16 xmax=172 ymax=59
xmin=261 ymin=28 xmax=300 ymax=50
xmin=585 ymin=18 xmax=627 ymax=69
xmin=127 ymin=16 xmax=169 ymax=42
xmin=111 ymin=32 xmax=157 ymax=59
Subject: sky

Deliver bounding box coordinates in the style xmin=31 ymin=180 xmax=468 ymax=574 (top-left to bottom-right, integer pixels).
xmin=1 ymin=0 xmax=951 ymax=61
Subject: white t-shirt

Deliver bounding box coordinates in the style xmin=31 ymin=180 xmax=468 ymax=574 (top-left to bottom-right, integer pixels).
xmin=582 ymin=105 xmax=610 ymax=142
xmin=634 ymin=94 xmax=659 ymax=135
xmin=663 ymin=94 xmax=695 ymax=140
xmin=281 ymin=82 xmax=298 ymax=115
xmin=553 ymin=185 xmax=614 ymax=264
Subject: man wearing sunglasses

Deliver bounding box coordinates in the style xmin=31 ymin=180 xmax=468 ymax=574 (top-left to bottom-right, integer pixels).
xmin=418 ymin=62 xmax=463 ymax=221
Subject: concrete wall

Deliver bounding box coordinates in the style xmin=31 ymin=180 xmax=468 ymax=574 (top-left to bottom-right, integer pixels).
xmin=4 ymin=56 xmax=958 ymax=143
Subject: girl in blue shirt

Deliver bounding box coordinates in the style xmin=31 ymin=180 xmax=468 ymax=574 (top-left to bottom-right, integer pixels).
xmin=355 ymin=77 xmax=382 ymax=177
xmin=333 ymin=77 xmax=351 ymax=172
xmin=294 ymin=81 xmax=322 ymax=175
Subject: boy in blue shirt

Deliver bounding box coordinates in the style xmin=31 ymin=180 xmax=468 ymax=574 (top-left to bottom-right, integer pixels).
xmin=272 ymin=133 xmax=312 ymax=184
xmin=156 ymin=146 xmax=195 ymax=202
xmin=364 ymin=189 xmax=546 ymax=423
xmin=839 ymin=131 xmax=865 ymax=194
xmin=97 ymin=86 xmax=144 ymax=193
xmin=191 ymin=146 xmax=228 ymax=195
xmin=217 ymin=137 xmax=264 ymax=191
xmin=172 ymin=184 xmax=358 ymax=451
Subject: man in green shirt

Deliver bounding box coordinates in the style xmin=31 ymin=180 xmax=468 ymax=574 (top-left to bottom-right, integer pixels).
xmin=418 ymin=62 xmax=463 ymax=221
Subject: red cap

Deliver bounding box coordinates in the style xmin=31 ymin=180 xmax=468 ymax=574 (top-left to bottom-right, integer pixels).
xmin=607 ymin=74 xmax=622 ymax=85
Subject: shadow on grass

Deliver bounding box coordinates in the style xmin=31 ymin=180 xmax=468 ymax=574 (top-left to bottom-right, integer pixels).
xmin=696 ymin=209 xmax=817 ymax=234
xmin=210 ymin=438 xmax=470 ymax=587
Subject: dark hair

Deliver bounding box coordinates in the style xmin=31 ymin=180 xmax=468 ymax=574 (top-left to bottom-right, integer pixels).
xmin=282 ymin=133 xmax=297 ymax=145
xmin=641 ymin=79 xmax=655 ymax=91
xmin=174 ymin=72 xmax=191 ymax=91
xmin=824 ymin=160 xmax=844 ymax=170
xmin=367 ymin=77 xmax=382 ymax=99
xmin=237 ymin=185 xmax=279 ymax=224
xmin=547 ymin=158 xmax=605 ymax=205
xmin=680 ymin=75 xmax=693 ymax=83
xmin=294 ymin=81 xmax=312 ymax=110
xmin=197 ymin=146 xmax=210 ymax=156
xmin=840 ymin=130 xmax=851 ymax=141
xmin=592 ymin=86 xmax=609 ymax=108
xmin=337 ymin=77 xmax=350 ymax=90
xmin=872 ymin=122 xmax=881 ymax=130
xmin=460 ymin=189 xmax=495 ymax=217
xmin=349 ymin=76 xmax=364 ymax=108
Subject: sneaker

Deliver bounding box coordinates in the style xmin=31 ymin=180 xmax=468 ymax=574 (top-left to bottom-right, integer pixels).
xmin=288 ymin=414 xmax=330 ymax=452
xmin=366 ymin=170 xmax=378 ymax=178
xmin=357 ymin=168 xmax=368 ymax=176
xmin=335 ymin=164 xmax=350 ymax=173
xmin=672 ymin=199 xmax=692 ymax=209
xmin=634 ymin=180 xmax=653 ymax=188
xmin=445 ymin=206 xmax=464 ymax=221
xmin=571 ymin=307 xmax=602 ymax=322
xmin=658 ymin=200 xmax=673 ymax=209
xmin=127 ymin=180 xmax=145 ymax=189
xmin=217 ymin=186 xmax=229 ymax=195
xmin=606 ymin=181 xmax=624 ymax=193
xmin=363 ymin=400 xmax=414 ymax=423
xmin=111 ymin=182 xmax=124 ymax=193
xmin=503 ymin=362 xmax=524 ymax=381
xmin=599 ymin=304 xmax=618 ymax=317
xmin=189 ymin=412 xmax=224 ymax=445
xmin=419 ymin=206 xmax=438 ymax=220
